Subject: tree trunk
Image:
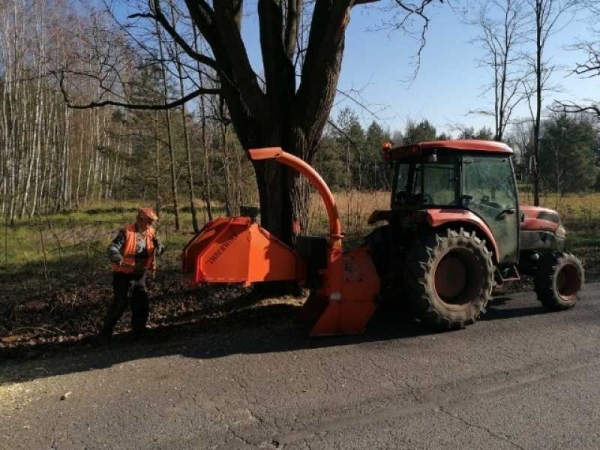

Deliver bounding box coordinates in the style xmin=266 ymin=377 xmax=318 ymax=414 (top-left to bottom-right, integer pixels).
xmin=250 ymin=130 xmax=312 ymax=245
xmin=172 ymin=5 xmax=199 ymax=233
xmin=156 ymin=22 xmax=180 ymax=230
xmin=533 ymin=0 xmax=542 ymax=207
xmin=193 ymin=27 xmax=213 ymax=222
xmin=154 ymin=110 xmax=161 ymax=216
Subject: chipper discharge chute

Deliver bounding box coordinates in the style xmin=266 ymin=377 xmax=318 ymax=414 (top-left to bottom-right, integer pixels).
xmin=181 ymin=147 xmax=380 ymax=336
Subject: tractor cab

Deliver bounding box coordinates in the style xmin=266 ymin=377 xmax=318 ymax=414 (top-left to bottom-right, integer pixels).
xmin=385 ymin=140 xmax=520 ymax=265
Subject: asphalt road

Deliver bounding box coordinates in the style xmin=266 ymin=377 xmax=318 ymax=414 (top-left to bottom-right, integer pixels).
xmin=2 ymin=284 xmax=600 ymax=450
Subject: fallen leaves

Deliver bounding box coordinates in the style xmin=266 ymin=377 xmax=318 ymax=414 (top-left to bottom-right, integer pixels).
xmin=1 ymin=270 xmax=304 ymax=359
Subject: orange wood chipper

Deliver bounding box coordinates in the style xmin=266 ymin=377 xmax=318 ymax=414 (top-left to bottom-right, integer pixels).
xmin=182 ymin=141 xmax=584 ymax=336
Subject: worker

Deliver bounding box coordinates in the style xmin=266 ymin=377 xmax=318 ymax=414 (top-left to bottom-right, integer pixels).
xmin=100 ymin=208 xmax=165 ymax=337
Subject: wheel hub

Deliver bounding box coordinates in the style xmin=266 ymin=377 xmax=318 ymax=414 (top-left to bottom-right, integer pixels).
xmin=435 ymin=255 xmax=467 ymax=300
xmin=556 ymin=263 xmax=582 ymax=300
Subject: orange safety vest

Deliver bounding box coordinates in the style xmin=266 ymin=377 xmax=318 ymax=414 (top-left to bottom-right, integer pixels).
xmin=111 ymin=224 xmax=156 ymax=273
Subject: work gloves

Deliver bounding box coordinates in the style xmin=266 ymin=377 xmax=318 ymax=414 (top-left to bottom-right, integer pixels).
xmin=108 ymin=251 xmax=123 ymax=264
xmin=153 ymin=239 xmax=165 ymax=257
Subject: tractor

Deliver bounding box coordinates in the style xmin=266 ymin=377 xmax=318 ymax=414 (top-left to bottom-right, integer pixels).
xmin=181 ymin=141 xmax=584 ymax=336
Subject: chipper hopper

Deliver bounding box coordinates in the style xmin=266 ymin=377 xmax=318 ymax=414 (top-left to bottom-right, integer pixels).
xmin=181 ymin=147 xmax=380 ymax=336
xmin=182 ymin=141 xmax=585 ymax=337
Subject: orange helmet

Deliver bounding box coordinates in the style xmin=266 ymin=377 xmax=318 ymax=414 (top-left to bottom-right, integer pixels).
xmin=137 ymin=207 xmax=158 ymax=221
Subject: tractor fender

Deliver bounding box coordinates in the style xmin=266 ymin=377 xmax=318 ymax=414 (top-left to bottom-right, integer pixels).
xmin=423 ymin=209 xmax=500 ymax=262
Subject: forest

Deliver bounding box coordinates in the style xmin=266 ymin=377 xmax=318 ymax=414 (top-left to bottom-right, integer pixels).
xmin=2 ymin=0 xmax=599 ymax=224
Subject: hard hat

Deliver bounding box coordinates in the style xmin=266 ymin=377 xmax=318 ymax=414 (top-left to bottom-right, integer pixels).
xmin=137 ymin=207 xmax=159 ymax=221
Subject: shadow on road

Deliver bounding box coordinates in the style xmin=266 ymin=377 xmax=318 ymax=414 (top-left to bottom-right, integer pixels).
xmin=0 ymin=294 xmax=551 ymax=386
xmin=482 ymin=296 xmax=549 ymax=321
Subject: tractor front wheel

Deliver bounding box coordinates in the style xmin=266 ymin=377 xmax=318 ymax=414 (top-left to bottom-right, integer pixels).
xmin=405 ymin=228 xmax=495 ymax=329
xmin=534 ymin=252 xmax=584 ymax=311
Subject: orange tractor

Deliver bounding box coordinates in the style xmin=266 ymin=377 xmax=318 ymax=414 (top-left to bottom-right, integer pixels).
xmin=182 ymin=141 xmax=584 ymax=336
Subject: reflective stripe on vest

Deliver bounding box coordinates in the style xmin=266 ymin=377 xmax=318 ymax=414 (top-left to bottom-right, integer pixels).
xmin=112 ymin=224 xmax=156 ymax=273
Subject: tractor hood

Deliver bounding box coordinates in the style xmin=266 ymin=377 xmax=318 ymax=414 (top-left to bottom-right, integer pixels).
xmin=520 ymin=206 xmax=562 ymax=234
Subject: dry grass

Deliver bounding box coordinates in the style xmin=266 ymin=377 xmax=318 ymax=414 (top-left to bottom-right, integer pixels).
xmin=520 ymin=191 xmax=600 ymax=228
xmin=307 ymin=190 xmax=600 ymax=234
xmin=3 ymin=190 xmax=597 ymax=272
xmin=307 ymin=190 xmax=389 ymax=235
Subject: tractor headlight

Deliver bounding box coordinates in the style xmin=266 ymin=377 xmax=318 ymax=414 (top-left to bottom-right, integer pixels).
xmin=556 ymin=225 xmax=566 ymax=239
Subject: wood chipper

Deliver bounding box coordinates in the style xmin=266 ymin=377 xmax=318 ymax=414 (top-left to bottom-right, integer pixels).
xmin=182 ymin=141 xmax=584 ymax=336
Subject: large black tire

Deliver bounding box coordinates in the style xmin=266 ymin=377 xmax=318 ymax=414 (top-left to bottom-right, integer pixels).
xmin=405 ymin=228 xmax=495 ymax=328
xmin=534 ymin=252 xmax=584 ymax=311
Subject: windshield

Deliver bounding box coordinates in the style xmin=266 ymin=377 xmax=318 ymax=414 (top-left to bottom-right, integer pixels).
xmin=421 ymin=160 xmax=458 ymax=206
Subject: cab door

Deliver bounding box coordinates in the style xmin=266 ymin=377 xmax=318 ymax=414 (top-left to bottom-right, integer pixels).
xmin=462 ymin=155 xmax=519 ymax=264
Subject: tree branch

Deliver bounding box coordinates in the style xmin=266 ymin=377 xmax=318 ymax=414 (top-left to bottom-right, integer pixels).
xmin=259 ymin=0 xmax=296 ymax=117
xmin=210 ymin=0 xmax=268 ymax=120
xmin=295 ymin=0 xmax=354 ymax=136
xmin=59 ymin=72 xmax=219 ymax=110
xmin=284 ymin=0 xmax=302 ymax=59
xmin=550 ymin=101 xmax=600 ymax=117
xmin=128 ymin=6 xmax=217 ymax=70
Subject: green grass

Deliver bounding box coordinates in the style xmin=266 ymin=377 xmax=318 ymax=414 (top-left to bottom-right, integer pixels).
xmin=2 ymin=193 xmax=599 ymax=276
xmin=567 ymin=232 xmax=600 ymax=248
xmin=0 ymin=204 xmax=234 ymax=269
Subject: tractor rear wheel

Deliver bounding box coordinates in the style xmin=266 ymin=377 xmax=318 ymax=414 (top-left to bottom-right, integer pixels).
xmin=404 ymin=228 xmax=495 ymax=328
xmin=534 ymin=252 xmax=584 ymax=311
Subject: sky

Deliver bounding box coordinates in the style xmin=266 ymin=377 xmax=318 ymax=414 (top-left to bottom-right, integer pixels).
xmin=238 ymin=1 xmax=599 ymax=136
xmin=112 ymin=0 xmax=599 ymax=137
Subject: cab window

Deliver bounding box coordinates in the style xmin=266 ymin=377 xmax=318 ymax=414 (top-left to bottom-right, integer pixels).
xmin=421 ymin=156 xmax=459 ymax=206
xmin=394 ymin=156 xmax=459 ymax=206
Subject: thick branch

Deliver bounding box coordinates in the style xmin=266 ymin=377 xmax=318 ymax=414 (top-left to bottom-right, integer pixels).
xmin=551 ymin=101 xmax=600 ymax=117
xmin=295 ymin=0 xmax=354 ymax=135
xmin=259 ymin=0 xmax=296 ymax=119
xmin=128 ymin=7 xmax=217 ymax=69
xmin=212 ymin=1 xmax=266 ymax=116
xmin=284 ymin=0 xmax=302 ymax=58
xmin=183 ymin=0 xmax=217 ymax=42
xmin=60 ymin=73 xmax=219 ymax=110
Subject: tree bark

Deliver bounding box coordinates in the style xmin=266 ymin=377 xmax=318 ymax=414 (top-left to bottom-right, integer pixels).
xmin=533 ymin=0 xmax=542 ymax=207
xmin=156 ymin=21 xmax=180 ymax=230
xmin=172 ymin=5 xmax=199 ymax=233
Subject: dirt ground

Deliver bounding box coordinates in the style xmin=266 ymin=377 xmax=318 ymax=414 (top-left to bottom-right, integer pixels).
xmin=1 ymin=209 xmax=598 ymax=360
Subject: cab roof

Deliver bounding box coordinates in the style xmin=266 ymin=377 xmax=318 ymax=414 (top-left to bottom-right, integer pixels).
xmin=392 ymin=139 xmax=513 ymax=158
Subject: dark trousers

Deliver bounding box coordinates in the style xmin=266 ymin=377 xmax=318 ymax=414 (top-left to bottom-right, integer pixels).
xmin=100 ymin=272 xmax=149 ymax=336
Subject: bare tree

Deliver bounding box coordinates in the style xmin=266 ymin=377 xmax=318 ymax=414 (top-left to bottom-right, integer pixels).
xmin=170 ymin=3 xmax=200 ymax=232
xmin=468 ymin=0 xmax=528 ymax=141
xmin=154 ymin=19 xmax=180 ymax=230
xmin=523 ymin=0 xmax=582 ymax=206
xmin=59 ymin=0 xmax=442 ymax=244
xmin=552 ymin=5 xmax=600 ymax=117
xmin=557 ymin=44 xmax=600 ymax=117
